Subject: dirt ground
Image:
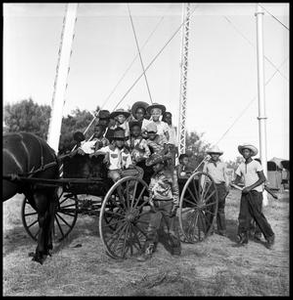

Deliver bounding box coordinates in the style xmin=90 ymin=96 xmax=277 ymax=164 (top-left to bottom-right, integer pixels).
xmin=3 ymin=189 xmax=290 ymax=296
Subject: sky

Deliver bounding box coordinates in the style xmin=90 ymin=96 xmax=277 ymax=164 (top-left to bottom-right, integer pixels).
xmin=3 ymin=3 xmax=289 ymax=162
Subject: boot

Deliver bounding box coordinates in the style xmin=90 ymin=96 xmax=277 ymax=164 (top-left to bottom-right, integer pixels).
xmin=136 ymin=243 xmax=155 ymax=262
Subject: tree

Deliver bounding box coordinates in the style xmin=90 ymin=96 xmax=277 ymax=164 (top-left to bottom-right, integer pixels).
xmin=226 ymin=156 xmax=244 ymax=171
xmin=4 ymin=98 xmax=51 ymax=139
xmin=185 ymin=131 xmax=211 ymax=171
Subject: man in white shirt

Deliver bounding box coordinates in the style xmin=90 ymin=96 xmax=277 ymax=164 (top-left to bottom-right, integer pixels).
xmin=233 ymin=143 xmax=275 ymax=249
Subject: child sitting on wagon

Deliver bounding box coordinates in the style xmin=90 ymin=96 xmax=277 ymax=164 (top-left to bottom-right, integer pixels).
xmin=176 ymin=153 xmax=193 ymax=179
xmin=108 ymin=108 xmax=131 ymax=139
xmin=93 ymin=128 xmax=142 ymax=182
xmin=125 ymin=120 xmax=151 ymax=165
xmin=145 ymin=122 xmax=168 ymax=155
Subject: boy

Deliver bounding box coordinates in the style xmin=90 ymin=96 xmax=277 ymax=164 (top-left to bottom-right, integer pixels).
xmin=94 ymin=128 xmax=138 ymax=182
xmin=90 ymin=124 xmax=110 ymax=154
xmin=145 ymin=122 xmax=168 ymax=154
xmin=125 ymin=120 xmax=151 ymax=164
xmin=137 ymin=153 xmax=181 ymax=262
xmin=109 ymin=108 xmax=131 ymax=138
xmin=233 ymin=143 xmax=275 ymax=249
xmin=146 ymin=103 xmax=170 ymax=143
xmin=130 ymin=101 xmax=150 ymax=137
xmin=202 ymin=145 xmax=229 ymax=236
xmin=162 ymin=111 xmax=178 ymax=165
xmin=176 ymin=153 xmax=193 ymax=179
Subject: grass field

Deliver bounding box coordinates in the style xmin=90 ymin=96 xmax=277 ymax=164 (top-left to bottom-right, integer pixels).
xmin=3 ymin=189 xmax=290 ymax=296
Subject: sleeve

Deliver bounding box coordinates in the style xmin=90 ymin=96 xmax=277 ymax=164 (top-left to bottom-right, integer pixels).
xmin=125 ymin=153 xmax=133 ymax=168
xmin=142 ymin=139 xmax=151 ymax=158
xmin=94 ymin=146 xmax=109 ymax=155
xmin=223 ymin=163 xmax=230 ymax=186
xmin=255 ymin=161 xmax=263 ymax=172
xmin=171 ymin=170 xmax=179 ymax=206
xmin=202 ymin=162 xmax=208 ymax=173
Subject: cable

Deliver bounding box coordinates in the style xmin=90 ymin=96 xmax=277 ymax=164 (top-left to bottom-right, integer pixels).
xmin=214 ymin=56 xmax=289 ymax=146
xmin=127 ymin=3 xmax=154 ymax=104
xmin=113 ymin=4 xmax=200 ymax=111
xmin=224 ymin=16 xmax=288 ymax=82
xmin=259 ymin=4 xmax=289 ymax=31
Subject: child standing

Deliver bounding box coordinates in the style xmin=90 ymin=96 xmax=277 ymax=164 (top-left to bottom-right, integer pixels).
xmin=137 ymin=153 xmax=181 ymax=262
xmin=233 ymin=143 xmax=275 ymax=249
xmin=202 ymin=145 xmax=230 ymax=236
xmin=109 ymin=108 xmax=131 ymax=139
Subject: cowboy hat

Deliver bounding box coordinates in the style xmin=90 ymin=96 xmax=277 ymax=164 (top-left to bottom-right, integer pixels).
xmin=145 ymin=153 xmax=169 ymax=167
xmin=238 ymin=143 xmax=258 ymax=156
xmin=97 ymin=110 xmax=110 ymax=119
xmin=207 ymin=145 xmax=224 ymax=155
xmin=146 ymin=103 xmax=166 ymax=115
xmin=129 ymin=120 xmax=141 ymax=129
xmin=113 ymin=128 xmax=126 ymax=140
xmin=110 ymin=108 xmax=131 ymax=119
xmin=131 ymin=101 xmax=149 ymax=116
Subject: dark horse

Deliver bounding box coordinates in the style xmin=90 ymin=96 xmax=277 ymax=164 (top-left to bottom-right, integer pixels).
xmin=3 ymin=132 xmax=59 ymax=264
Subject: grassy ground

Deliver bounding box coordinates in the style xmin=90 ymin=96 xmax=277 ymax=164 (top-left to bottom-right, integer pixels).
xmin=3 ymin=189 xmax=290 ymax=296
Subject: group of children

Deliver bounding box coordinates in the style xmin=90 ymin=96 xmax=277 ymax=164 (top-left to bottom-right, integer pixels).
xmin=72 ymin=101 xmax=275 ymax=261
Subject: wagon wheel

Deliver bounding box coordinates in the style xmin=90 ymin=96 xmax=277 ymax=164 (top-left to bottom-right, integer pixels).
xmin=99 ymin=176 xmax=150 ymax=259
xmin=21 ymin=187 xmax=79 ymax=242
xmin=179 ymin=172 xmax=218 ymax=243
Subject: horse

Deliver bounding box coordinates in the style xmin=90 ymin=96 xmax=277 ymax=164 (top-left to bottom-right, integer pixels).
xmin=3 ymin=132 xmax=59 ymax=264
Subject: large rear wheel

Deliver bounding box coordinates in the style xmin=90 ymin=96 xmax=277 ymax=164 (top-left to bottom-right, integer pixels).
xmin=179 ymin=172 xmax=218 ymax=243
xmin=99 ymin=176 xmax=150 ymax=259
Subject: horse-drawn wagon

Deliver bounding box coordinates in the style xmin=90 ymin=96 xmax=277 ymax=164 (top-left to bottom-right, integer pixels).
xmin=4 ymin=132 xmax=219 ymax=261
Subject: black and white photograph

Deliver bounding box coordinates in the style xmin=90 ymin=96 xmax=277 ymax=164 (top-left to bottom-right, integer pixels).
xmin=3 ymin=2 xmax=289 ymax=296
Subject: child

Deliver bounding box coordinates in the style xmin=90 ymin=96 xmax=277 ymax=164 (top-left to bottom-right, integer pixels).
xmin=90 ymin=124 xmax=110 ymax=154
xmin=146 ymin=103 xmax=170 ymax=143
xmin=137 ymin=153 xmax=181 ymax=262
xmin=94 ymin=128 xmax=139 ymax=182
xmin=145 ymin=122 xmax=168 ymax=154
xmin=162 ymin=111 xmax=178 ymax=165
xmin=202 ymin=145 xmax=229 ymax=236
xmin=232 ymin=143 xmax=275 ymax=249
xmin=109 ymin=108 xmax=131 ymax=139
xmin=130 ymin=101 xmax=150 ymax=137
xmin=176 ymin=153 xmax=193 ymax=179
xmin=125 ymin=120 xmax=151 ymax=165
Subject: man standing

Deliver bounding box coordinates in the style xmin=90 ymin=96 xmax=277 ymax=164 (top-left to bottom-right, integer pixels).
xmin=233 ymin=143 xmax=275 ymax=249
xmin=202 ymin=145 xmax=230 ymax=236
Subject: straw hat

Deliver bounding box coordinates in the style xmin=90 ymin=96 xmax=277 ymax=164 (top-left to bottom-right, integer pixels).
xmin=206 ymin=145 xmax=224 ymax=155
xmin=238 ymin=143 xmax=258 ymax=156
xmin=146 ymin=103 xmax=166 ymax=115
xmin=110 ymin=108 xmax=130 ymax=119
xmin=131 ymin=101 xmax=149 ymax=116
xmin=145 ymin=153 xmax=169 ymax=167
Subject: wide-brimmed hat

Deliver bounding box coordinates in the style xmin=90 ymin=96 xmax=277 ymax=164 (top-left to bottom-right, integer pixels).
xmin=238 ymin=143 xmax=258 ymax=156
xmin=97 ymin=110 xmax=110 ymax=119
xmin=131 ymin=101 xmax=149 ymax=116
xmin=207 ymin=145 xmax=224 ymax=155
xmin=146 ymin=103 xmax=166 ymax=115
xmin=129 ymin=120 xmax=141 ymax=130
xmin=110 ymin=108 xmax=131 ymax=119
xmin=146 ymin=153 xmax=169 ymax=167
xmin=146 ymin=122 xmax=157 ymax=133
xmin=113 ymin=128 xmax=126 ymax=140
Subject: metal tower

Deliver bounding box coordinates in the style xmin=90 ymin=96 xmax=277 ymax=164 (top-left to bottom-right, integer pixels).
xmin=178 ymin=3 xmax=191 ymax=155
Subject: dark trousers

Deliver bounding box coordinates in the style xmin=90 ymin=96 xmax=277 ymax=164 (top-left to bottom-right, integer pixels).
xmin=215 ymin=183 xmax=228 ymax=233
xmin=146 ymin=200 xmax=181 ymax=253
xmin=238 ymin=190 xmax=274 ymax=241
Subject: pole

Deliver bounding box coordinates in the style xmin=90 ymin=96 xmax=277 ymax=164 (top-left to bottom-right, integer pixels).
xmin=47 ymin=4 xmax=78 ymax=153
xmin=255 ymin=4 xmax=268 ymax=206
xmin=178 ymin=3 xmax=190 ymax=155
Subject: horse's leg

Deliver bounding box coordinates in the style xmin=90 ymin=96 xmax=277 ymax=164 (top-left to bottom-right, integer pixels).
xmin=46 ymin=189 xmax=58 ymax=253
xmin=32 ymin=191 xmax=51 ymax=264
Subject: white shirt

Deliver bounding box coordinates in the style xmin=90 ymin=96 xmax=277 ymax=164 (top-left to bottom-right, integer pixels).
xmin=98 ymin=146 xmax=132 ymax=170
xmin=203 ymin=159 xmax=229 ymax=185
xmin=235 ymin=160 xmax=264 ymax=192
xmin=167 ymin=124 xmax=177 ymax=146
xmin=79 ymin=140 xmax=96 ymax=154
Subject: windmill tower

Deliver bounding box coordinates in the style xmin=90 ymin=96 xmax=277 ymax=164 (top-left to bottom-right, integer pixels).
xmin=178 ymin=3 xmax=191 ymax=155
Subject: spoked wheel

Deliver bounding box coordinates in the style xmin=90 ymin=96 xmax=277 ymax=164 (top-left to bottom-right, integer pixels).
xmin=21 ymin=187 xmax=79 ymax=242
xmin=99 ymin=176 xmax=150 ymax=259
xmin=179 ymin=172 xmax=218 ymax=243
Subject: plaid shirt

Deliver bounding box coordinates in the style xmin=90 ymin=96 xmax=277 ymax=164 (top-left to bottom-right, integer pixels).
xmin=146 ymin=134 xmax=166 ymax=154
xmin=125 ymin=137 xmax=151 ymax=163
xmin=149 ymin=169 xmax=179 ymax=206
